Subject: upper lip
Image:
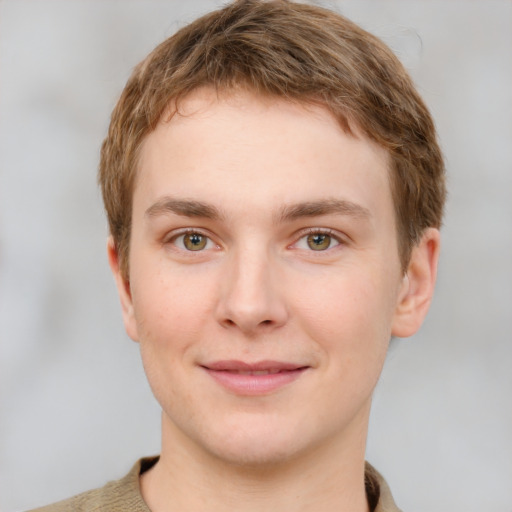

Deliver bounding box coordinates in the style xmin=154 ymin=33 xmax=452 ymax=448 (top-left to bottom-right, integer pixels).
xmin=202 ymin=360 xmax=308 ymax=372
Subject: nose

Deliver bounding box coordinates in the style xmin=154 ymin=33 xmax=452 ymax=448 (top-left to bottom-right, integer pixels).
xmin=215 ymin=246 xmax=289 ymax=334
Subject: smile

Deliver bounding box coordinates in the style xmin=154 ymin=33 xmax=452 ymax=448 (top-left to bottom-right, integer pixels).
xmin=223 ymin=369 xmax=283 ymax=375
xmin=201 ymin=360 xmax=309 ymax=395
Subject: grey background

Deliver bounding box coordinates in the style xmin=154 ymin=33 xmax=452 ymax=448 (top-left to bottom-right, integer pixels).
xmin=1 ymin=1 xmax=511 ymax=511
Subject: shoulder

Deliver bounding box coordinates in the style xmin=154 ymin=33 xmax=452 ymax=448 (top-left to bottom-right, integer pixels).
xmin=27 ymin=457 xmax=158 ymax=512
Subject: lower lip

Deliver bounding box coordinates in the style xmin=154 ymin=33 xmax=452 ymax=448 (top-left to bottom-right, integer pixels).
xmin=203 ymin=368 xmax=308 ymax=395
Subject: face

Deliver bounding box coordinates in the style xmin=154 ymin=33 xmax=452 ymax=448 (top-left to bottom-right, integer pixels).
xmin=110 ymin=88 xmax=437 ymax=467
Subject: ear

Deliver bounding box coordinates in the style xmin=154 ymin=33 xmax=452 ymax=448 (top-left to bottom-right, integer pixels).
xmin=107 ymin=236 xmax=139 ymax=342
xmin=391 ymin=228 xmax=440 ymax=338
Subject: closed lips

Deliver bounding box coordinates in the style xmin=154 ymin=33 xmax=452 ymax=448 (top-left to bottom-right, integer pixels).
xmin=202 ymin=360 xmax=308 ymax=372
xmin=201 ymin=361 xmax=309 ymax=395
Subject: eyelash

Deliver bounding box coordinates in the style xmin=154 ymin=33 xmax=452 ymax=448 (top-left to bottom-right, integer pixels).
xmin=292 ymin=228 xmax=345 ymax=252
xmin=164 ymin=227 xmax=346 ymax=253
xmin=165 ymin=228 xmax=218 ymax=252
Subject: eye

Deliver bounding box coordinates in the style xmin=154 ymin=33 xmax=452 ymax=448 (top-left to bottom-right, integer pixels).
xmin=295 ymin=230 xmax=341 ymax=251
xmin=306 ymin=233 xmax=332 ymax=251
xmin=173 ymin=232 xmax=214 ymax=251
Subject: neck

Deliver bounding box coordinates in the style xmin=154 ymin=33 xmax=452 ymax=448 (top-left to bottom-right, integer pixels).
xmin=141 ymin=411 xmax=371 ymax=512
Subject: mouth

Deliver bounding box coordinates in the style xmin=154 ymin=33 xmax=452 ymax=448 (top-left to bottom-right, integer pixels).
xmin=201 ymin=360 xmax=309 ymax=395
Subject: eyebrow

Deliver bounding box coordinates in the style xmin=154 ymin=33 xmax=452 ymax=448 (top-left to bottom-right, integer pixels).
xmin=145 ymin=197 xmax=223 ymax=220
xmin=144 ymin=196 xmax=370 ymax=223
xmin=277 ymin=199 xmax=371 ymax=223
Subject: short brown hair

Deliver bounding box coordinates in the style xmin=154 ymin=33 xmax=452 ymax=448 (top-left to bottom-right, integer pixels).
xmin=99 ymin=0 xmax=446 ymax=279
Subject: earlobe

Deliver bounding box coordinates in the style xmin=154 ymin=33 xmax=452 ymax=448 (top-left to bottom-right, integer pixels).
xmin=107 ymin=237 xmax=139 ymax=342
xmin=391 ymin=228 xmax=440 ymax=338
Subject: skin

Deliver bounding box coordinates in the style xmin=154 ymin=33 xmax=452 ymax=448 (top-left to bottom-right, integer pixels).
xmin=108 ymin=88 xmax=439 ymax=512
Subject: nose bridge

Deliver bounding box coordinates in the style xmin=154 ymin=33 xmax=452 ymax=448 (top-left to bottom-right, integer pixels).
xmin=216 ymin=241 xmax=287 ymax=333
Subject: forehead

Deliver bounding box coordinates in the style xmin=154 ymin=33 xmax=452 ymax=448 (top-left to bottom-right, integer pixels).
xmin=135 ymin=88 xmax=393 ymax=224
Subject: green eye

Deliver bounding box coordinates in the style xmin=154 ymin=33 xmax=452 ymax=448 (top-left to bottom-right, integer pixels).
xmin=183 ymin=233 xmax=208 ymax=251
xmin=306 ymin=233 xmax=332 ymax=251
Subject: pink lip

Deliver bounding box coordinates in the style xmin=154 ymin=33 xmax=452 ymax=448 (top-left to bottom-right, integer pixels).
xmin=201 ymin=360 xmax=309 ymax=395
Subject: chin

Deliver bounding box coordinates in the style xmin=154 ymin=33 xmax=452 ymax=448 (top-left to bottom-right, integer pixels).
xmin=197 ymin=413 xmax=318 ymax=469
xmin=208 ymin=436 xmax=299 ymax=468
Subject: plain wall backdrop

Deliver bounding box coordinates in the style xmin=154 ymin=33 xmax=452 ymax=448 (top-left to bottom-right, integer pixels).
xmin=1 ymin=1 xmax=511 ymax=511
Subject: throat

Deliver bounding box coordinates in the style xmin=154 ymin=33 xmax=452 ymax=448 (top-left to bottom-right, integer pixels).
xmin=140 ymin=451 xmax=371 ymax=512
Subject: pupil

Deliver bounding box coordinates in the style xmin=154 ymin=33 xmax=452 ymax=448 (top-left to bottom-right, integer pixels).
xmin=307 ymin=233 xmax=330 ymax=251
xmin=184 ymin=233 xmax=206 ymax=251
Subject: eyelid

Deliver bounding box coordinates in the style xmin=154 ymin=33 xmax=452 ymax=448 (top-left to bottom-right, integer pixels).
xmin=163 ymin=227 xmax=347 ymax=251
xmin=291 ymin=227 xmax=347 ymax=250
xmin=297 ymin=227 xmax=345 ymax=240
xmin=164 ymin=227 xmax=219 ymax=249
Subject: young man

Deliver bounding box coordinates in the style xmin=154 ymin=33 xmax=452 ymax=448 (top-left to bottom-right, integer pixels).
xmin=33 ymin=1 xmax=445 ymax=511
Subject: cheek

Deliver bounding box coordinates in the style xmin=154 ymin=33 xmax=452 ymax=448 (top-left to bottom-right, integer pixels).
xmin=131 ymin=260 xmax=218 ymax=343
xmin=293 ymin=268 xmax=396 ymax=368
xmin=131 ymin=266 xmax=216 ymax=410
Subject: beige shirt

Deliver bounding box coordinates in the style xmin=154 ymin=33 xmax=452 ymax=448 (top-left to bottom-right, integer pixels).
xmin=30 ymin=457 xmax=402 ymax=512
